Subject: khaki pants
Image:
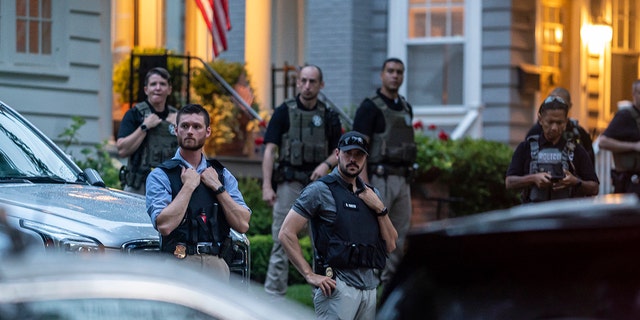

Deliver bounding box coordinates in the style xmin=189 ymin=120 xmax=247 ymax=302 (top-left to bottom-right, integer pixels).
xmin=370 ymin=174 xmax=412 ymax=286
xmin=167 ymin=254 xmax=230 ymax=282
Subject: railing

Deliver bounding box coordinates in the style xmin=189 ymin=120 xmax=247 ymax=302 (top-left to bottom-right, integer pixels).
xmin=593 ymin=137 xmax=614 ymax=195
xmin=318 ymin=91 xmax=353 ymax=129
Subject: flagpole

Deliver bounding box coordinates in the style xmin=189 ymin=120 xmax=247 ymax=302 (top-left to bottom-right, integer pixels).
xmin=193 ymin=56 xmax=262 ymax=121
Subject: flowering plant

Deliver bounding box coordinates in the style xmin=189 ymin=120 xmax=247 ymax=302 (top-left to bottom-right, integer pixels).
xmin=413 ymin=120 xmax=453 ymax=182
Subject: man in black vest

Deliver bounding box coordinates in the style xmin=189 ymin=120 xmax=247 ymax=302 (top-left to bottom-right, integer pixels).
xmin=279 ymin=131 xmax=397 ymax=319
xmin=262 ymin=64 xmax=342 ymax=299
xmin=353 ymin=58 xmax=416 ymax=288
xmin=145 ymin=104 xmax=251 ymax=281
xmin=599 ymin=79 xmax=640 ymax=195
xmin=506 ymin=96 xmax=599 ymax=203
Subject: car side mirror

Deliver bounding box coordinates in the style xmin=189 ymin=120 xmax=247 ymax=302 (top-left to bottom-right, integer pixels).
xmin=83 ymin=168 xmax=106 ymax=187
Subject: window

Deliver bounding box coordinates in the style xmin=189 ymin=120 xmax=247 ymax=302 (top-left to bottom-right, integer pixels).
xmin=16 ymin=0 xmax=52 ymax=55
xmin=406 ymin=0 xmax=465 ymax=106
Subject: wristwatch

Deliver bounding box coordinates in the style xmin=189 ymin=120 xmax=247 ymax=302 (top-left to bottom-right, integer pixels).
xmin=376 ymin=207 xmax=389 ymax=217
xmin=140 ymin=124 xmax=149 ymax=132
xmin=213 ymin=185 xmax=226 ymax=195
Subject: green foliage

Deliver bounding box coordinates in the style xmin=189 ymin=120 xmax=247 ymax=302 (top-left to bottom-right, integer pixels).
xmin=249 ymin=233 xmax=312 ymax=285
xmin=191 ymin=59 xmax=248 ymax=102
xmin=414 ymin=133 xmax=454 ymax=181
xmin=58 ymin=116 xmax=121 ymax=189
xmin=112 ymin=47 xmax=185 ymax=106
xmin=414 ymin=136 xmax=520 ymax=216
xmin=237 ymin=177 xmax=272 ymax=237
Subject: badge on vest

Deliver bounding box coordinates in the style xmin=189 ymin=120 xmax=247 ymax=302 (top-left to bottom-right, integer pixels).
xmin=343 ymin=202 xmax=358 ymax=210
xmin=169 ymin=123 xmax=177 ymax=136
xmin=312 ymin=114 xmax=323 ymax=127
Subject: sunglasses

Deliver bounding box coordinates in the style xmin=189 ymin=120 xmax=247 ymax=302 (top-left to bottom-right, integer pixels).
xmin=339 ymin=135 xmax=367 ymax=148
xmin=543 ymin=95 xmax=568 ymax=106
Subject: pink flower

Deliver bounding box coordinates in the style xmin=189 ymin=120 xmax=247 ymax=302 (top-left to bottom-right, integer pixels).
xmin=428 ymin=124 xmax=437 ymax=131
xmin=258 ymin=120 xmax=267 ymax=128
xmin=254 ymin=137 xmax=264 ymax=145
xmin=413 ymin=120 xmax=424 ymax=130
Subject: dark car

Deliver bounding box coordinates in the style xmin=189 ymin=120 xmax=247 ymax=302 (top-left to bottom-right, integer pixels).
xmin=378 ymin=193 xmax=640 ymax=320
xmin=0 ymin=101 xmax=249 ymax=285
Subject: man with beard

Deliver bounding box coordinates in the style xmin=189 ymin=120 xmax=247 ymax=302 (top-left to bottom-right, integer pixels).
xmin=145 ymin=104 xmax=251 ymax=281
xmin=279 ymin=131 xmax=398 ymax=320
xmin=262 ymin=64 xmax=342 ymax=299
xmin=506 ymin=96 xmax=599 ymax=203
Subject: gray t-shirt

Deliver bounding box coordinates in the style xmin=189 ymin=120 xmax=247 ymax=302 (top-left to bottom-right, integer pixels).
xmin=291 ymin=169 xmax=382 ymax=290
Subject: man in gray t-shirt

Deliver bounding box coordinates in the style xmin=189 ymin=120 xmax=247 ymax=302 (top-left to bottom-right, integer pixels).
xmin=279 ymin=131 xmax=398 ymax=320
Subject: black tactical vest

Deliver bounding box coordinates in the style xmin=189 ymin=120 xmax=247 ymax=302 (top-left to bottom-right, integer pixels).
xmin=278 ymin=99 xmax=328 ymax=168
xmin=367 ymin=95 xmax=417 ymax=165
xmin=312 ymin=175 xmax=387 ymax=270
xmin=157 ymin=159 xmax=230 ymax=254
xmin=125 ymin=101 xmax=179 ymax=189
xmin=527 ymin=135 xmax=575 ymax=202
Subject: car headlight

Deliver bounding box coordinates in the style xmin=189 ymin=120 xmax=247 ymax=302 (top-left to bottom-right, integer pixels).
xmin=20 ymin=220 xmax=104 ymax=254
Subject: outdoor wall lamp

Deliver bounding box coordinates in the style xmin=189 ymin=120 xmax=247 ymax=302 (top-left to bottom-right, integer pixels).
xmin=581 ymin=23 xmax=612 ymax=54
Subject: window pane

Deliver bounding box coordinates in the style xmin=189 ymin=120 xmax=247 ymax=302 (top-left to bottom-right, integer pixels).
xmin=16 ymin=20 xmax=26 ymax=52
xmin=42 ymin=21 xmax=51 ymax=54
xmin=42 ymin=0 xmax=51 ymax=18
xmin=407 ymin=44 xmax=464 ymax=105
xmin=29 ymin=20 xmax=38 ymax=53
xmin=430 ymin=9 xmax=446 ymax=37
xmin=452 ymin=8 xmax=464 ymax=36
xmin=16 ymin=0 xmax=26 ymax=17
xmin=410 ymin=10 xmax=427 ymax=38
xmin=29 ymin=0 xmax=39 ymax=17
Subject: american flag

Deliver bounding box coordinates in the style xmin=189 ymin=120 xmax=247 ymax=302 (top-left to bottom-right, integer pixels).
xmin=195 ymin=0 xmax=231 ymax=57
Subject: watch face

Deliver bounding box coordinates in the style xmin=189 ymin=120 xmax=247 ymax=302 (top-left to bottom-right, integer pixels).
xmin=141 ymin=124 xmax=148 ymax=131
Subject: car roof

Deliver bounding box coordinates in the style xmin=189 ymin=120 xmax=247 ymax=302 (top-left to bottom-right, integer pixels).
xmin=378 ymin=194 xmax=640 ymax=319
xmin=0 ymin=254 xmax=314 ymax=320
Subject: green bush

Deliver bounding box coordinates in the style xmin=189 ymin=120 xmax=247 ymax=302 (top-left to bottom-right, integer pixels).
xmin=415 ymin=137 xmax=520 ymax=216
xmin=237 ymin=177 xmax=272 ymax=237
xmin=58 ymin=116 xmax=121 ymax=189
xmin=249 ymin=233 xmax=312 ymax=285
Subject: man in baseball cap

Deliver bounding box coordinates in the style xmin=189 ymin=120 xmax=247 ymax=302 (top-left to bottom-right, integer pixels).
xmin=337 ymin=131 xmax=369 ymax=155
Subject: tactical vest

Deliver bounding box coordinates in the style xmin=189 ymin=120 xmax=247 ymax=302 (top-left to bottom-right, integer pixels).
xmin=157 ymin=159 xmax=230 ymax=255
xmin=612 ymin=107 xmax=640 ymax=172
xmin=278 ymin=99 xmax=329 ymax=168
xmin=125 ymin=101 xmax=179 ymax=189
xmin=367 ymin=95 xmax=417 ymax=165
xmin=527 ymin=135 xmax=574 ymax=202
xmin=312 ymin=175 xmax=387 ymax=270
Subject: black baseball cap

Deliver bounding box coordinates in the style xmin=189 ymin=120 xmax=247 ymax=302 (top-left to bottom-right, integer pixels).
xmin=338 ymin=131 xmax=369 ymax=155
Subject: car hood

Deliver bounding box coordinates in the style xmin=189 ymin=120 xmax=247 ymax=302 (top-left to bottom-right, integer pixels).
xmin=0 ymin=184 xmax=158 ymax=246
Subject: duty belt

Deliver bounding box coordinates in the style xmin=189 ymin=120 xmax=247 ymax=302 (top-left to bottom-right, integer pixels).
xmin=185 ymin=242 xmax=220 ymax=255
xmin=371 ymin=164 xmax=409 ymax=177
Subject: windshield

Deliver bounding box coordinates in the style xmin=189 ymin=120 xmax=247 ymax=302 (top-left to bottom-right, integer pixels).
xmin=0 ymin=105 xmax=79 ymax=182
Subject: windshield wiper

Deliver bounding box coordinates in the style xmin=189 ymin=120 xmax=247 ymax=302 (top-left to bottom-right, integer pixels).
xmin=0 ymin=175 xmax=69 ymax=184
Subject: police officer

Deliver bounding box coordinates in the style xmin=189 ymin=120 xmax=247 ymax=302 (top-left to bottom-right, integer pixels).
xmin=599 ymin=79 xmax=640 ymax=196
xmin=146 ymin=104 xmax=251 ymax=281
xmin=117 ymin=67 xmax=178 ymax=195
xmin=526 ymin=87 xmax=595 ymax=167
xmin=261 ymin=64 xmax=342 ymax=298
xmin=506 ymin=95 xmax=599 ymax=202
xmin=279 ymin=131 xmax=397 ymax=320
xmin=352 ymin=58 xmax=416 ymax=287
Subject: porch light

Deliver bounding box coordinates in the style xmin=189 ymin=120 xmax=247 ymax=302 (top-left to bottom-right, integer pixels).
xmin=581 ymin=23 xmax=613 ymax=54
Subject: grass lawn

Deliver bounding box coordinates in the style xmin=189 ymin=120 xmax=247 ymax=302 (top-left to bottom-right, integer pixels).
xmin=285 ymin=283 xmax=385 ymax=310
xmin=286 ymin=283 xmax=314 ymax=309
